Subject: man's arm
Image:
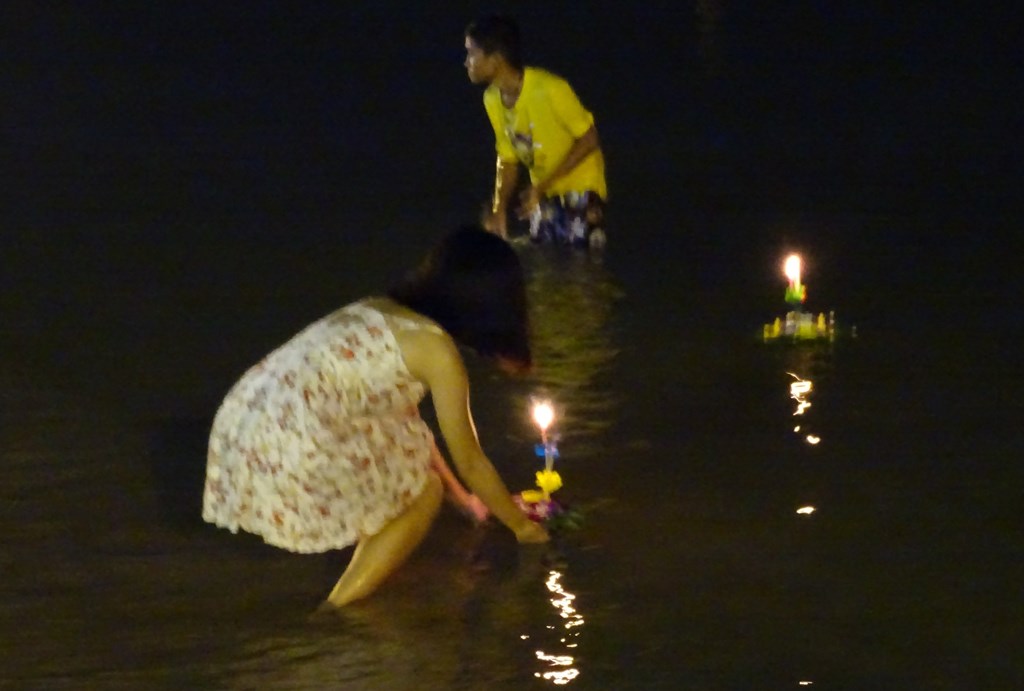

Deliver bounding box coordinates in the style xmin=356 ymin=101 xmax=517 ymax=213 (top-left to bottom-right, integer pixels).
xmin=485 ymin=157 xmax=520 ymax=237
xmin=518 ymin=125 xmax=601 ymax=217
xmin=538 ymin=125 xmax=600 ymax=197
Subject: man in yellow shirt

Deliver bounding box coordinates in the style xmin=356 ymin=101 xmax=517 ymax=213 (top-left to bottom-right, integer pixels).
xmin=464 ymin=15 xmax=608 ymax=248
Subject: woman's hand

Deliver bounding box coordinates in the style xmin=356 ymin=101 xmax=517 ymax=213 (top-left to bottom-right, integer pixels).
xmin=514 ymin=519 xmax=550 ymax=544
xmin=460 ymin=494 xmax=490 ymax=523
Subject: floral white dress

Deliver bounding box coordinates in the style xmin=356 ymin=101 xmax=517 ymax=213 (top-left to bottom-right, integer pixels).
xmin=202 ymin=300 xmax=436 ymax=553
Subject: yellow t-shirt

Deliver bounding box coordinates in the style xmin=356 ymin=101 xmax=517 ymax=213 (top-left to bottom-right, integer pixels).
xmin=484 ymin=67 xmax=607 ymax=200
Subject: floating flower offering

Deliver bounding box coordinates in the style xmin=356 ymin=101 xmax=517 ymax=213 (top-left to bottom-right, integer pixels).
xmin=762 ymin=253 xmax=847 ymax=342
xmin=516 ymin=399 xmax=584 ymax=531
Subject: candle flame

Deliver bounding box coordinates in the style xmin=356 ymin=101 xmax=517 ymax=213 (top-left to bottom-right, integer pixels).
xmin=532 ymin=400 xmax=555 ymax=432
xmin=784 ymin=254 xmax=802 ymax=285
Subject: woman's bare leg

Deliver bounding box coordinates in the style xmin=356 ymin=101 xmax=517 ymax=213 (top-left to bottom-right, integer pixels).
xmin=325 ymin=472 xmax=444 ymax=608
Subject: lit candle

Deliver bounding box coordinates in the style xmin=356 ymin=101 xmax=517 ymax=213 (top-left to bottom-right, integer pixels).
xmin=532 ymin=400 xmax=556 ymax=472
xmin=533 ymin=400 xmax=554 ymax=437
xmin=785 ymin=254 xmax=802 ymax=290
xmin=784 ymin=253 xmax=807 ymax=306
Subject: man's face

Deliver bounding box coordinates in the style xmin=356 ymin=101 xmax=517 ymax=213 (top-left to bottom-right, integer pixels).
xmin=464 ymin=37 xmax=496 ymax=84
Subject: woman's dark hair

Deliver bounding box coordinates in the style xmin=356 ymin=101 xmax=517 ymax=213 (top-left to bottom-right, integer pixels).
xmin=465 ymin=14 xmax=524 ymax=72
xmin=389 ymin=225 xmax=531 ymax=368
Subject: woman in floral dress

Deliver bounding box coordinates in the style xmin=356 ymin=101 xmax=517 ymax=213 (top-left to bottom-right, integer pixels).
xmin=202 ymin=227 xmax=549 ymax=607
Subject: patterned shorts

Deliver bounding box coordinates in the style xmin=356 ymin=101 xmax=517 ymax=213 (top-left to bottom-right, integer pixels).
xmin=528 ymin=191 xmax=606 ymax=248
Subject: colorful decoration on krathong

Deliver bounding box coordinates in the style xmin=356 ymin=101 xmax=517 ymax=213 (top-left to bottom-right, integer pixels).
xmin=763 ymin=253 xmax=838 ymax=342
xmin=515 ymin=399 xmax=566 ymax=522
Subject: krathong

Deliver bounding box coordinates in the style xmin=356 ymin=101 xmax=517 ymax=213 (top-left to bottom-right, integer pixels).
xmin=515 ymin=399 xmax=582 ymax=530
xmin=763 ymin=252 xmax=847 ymax=342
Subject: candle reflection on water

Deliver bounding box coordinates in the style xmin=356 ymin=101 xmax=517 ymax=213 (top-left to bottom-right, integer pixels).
xmin=532 ymin=569 xmax=585 ymax=685
xmin=788 ymin=372 xmax=821 ymax=445
xmin=789 ymin=373 xmax=812 ymax=416
xmin=784 ymin=359 xmax=826 ymax=518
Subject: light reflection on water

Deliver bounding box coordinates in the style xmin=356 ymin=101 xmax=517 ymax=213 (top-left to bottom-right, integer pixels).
xmin=778 ymin=344 xmax=832 ymax=519
xmin=788 ymin=372 xmax=819 ymax=445
xmin=509 ymin=247 xmax=617 ymax=686
xmin=518 ymin=245 xmax=624 ymax=451
xmin=778 ymin=341 xmax=834 ymax=446
xmin=532 ymin=569 xmax=585 ymax=685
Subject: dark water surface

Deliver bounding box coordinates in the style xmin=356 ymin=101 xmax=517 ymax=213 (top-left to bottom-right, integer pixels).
xmin=3 ymin=3 xmax=1020 ymax=689
xmin=3 ymin=221 xmax=1021 ymax=689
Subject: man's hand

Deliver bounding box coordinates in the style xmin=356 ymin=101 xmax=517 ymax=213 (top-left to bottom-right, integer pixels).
xmin=516 ymin=186 xmax=542 ymax=219
xmin=481 ymin=208 xmax=508 ymax=238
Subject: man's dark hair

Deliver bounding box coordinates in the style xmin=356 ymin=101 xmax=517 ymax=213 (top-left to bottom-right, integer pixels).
xmin=465 ymin=14 xmax=524 ymax=71
xmin=389 ymin=226 xmax=531 ymax=368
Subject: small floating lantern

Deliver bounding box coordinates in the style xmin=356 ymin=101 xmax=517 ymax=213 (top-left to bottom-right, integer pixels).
xmin=763 ymin=253 xmax=840 ymax=342
xmin=515 ymin=399 xmax=566 ymax=522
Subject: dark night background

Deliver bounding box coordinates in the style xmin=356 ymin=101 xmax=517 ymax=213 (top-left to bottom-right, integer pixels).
xmin=5 ymin=3 xmax=1017 ymax=233
xmin=2 ymin=2 xmax=1021 ymax=689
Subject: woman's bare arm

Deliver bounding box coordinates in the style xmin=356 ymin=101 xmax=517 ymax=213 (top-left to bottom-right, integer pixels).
xmin=398 ymin=328 xmax=547 ymax=542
